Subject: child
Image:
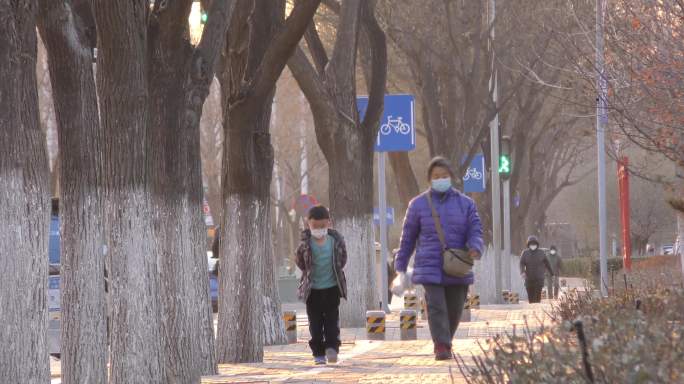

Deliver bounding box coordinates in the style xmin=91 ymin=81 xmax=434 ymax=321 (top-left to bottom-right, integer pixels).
xmin=295 ymin=205 xmax=348 ymax=365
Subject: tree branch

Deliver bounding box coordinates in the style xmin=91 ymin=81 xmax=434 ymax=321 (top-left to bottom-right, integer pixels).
xmin=360 ymin=0 xmax=386 ymax=134
xmin=304 ymin=21 xmax=328 ymax=75
xmin=287 ymin=46 xmax=330 ymax=115
xmin=249 ymin=0 xmax=321 ymax=103
xmin=327 ymin=0 xmax=361 ymax=86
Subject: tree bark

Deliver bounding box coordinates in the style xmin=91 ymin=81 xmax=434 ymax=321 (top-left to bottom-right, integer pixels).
xmin=216 ymin=0 xmax=320 ymax=363
xmin=388 ymin=152 xmax=420 ymax=207
xmin=37 ymin=2 xmax=107 ymax=383
xmin=90 ymin=2 xmax=167 ymax=382
xmin=0 ymin=3 xmax=51 ymax=383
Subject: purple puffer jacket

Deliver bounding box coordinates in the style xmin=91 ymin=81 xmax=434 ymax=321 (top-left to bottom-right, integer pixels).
xmin=395 ymin=188 xmax=484 ymax=286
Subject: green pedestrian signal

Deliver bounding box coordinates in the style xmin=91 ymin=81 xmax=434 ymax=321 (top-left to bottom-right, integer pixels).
xmin=200 ymin=11 xmax=208 ymax=24
xmin=499 ymin=135 xmax=512 ymax=180
xmin=499 ymin=154 xmax=511 ymax=175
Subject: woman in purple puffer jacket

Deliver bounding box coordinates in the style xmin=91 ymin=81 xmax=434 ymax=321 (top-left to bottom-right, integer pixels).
xmin=394 ymin=157 xmax=484 ymax=360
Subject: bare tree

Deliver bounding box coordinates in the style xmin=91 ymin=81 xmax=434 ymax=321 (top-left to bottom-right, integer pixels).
xmin=146 ymin=1 xmax=236 ymax=380
xmin=0 ymin=1 xmax=51 ymax=382
xmin=37 ymin=1 xmax=107 ymax=382
xmin=288 ymin=0 xmax=387 ymax=326
xmin=216 ymin=0 xmax=321 ymax=363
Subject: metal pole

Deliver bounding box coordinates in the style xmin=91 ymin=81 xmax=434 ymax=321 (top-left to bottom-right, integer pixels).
xmin=489 ymin=0 xmax=503 ymax=303
xmin=378 ymin=152 xmax=390 ymax=313
xmin=503 ymin=179 xmax=511 ymax=290
xmin=596 ymin=0 xmax=609 ymax=297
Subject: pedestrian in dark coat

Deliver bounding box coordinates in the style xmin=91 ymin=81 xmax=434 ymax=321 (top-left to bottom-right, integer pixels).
xmin=520 ymin=236 xmax=554 ymax=303
xmin=295 ymin=205 xmax=347 ymax=365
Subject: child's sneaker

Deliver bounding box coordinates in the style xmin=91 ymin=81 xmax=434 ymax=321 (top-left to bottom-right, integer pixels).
xmin=314 ymin=356 xmax=326 ymax=365
xmin=325 ymin=348 xmax=338 ymax=363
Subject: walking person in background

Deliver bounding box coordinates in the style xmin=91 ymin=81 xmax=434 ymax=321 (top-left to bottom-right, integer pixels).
xmin=546 ymin=245 xmax=563 ymax=299
xmin=295 ymin=205 xmax=347 ymax=365
xmin=520 ymin=236 xmax=554 ymax=303
xmin=392 ymin=157 xmax=484 ymax=361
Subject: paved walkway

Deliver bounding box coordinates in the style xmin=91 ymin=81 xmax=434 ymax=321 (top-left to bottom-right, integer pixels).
xmin=201 ymin=302 xmax=554 ymax=384
xmin=51 ymin=278 xmax=588 ymax=383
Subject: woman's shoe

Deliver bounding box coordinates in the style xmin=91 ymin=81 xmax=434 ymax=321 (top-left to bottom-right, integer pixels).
xmin=434 ymin=344 xmax=452 ymax=361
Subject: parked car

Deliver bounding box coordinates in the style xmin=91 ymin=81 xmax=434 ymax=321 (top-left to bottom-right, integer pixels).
xmin=208 ymin=252 xmax=219 ymax=313
xmin=662 ymin=244 xmax=674 ymax=255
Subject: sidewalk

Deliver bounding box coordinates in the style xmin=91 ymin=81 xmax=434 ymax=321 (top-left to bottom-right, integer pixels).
xmin=202 ymin=301 xmax=554 ymax=384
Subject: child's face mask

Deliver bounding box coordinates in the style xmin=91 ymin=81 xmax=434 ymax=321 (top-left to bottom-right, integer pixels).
xmin=311 ymin=228 xmax=328 ymax=239
xmin=530 ymin=244 xmax=538 ymax=251
xmin=550 ymin=250 xmax=556 ymax=255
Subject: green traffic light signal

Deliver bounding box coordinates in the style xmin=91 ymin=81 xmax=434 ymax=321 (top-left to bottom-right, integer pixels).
xmin=200 ymin=11 xmax=208 ymax=24
xmin=499 ymin=154 xmax=511 ymax=175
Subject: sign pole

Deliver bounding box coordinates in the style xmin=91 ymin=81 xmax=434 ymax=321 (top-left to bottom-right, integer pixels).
xmin=378 ymin=152 xmax=390 ymax=313
xmin=503 ymin=178 xmax=511 ymax=290
xmin=489 ymin=0 xmax=503 ymax=303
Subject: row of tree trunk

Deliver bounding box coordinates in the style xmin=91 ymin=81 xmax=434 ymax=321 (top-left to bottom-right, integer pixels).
xmin=0 ymin=0 xmax=358 ymax=383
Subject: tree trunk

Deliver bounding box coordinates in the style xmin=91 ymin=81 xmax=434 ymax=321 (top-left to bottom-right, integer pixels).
xmin=0 ymin=4 xmax=50 ymax=383
xmin=327 ymin=123 xmax=378 ymax=325
xmin=36 ymin=2 xmax=107 ymax=383
xmin=216 ymin=100 xmax=278 ymax=361
xmin=215 ymin=0 xmax=321 ymax=362
xmin=388 ymin=152 xmax=420 ymax=208
xmin=91 ymin=3 xmax=166 ymax=382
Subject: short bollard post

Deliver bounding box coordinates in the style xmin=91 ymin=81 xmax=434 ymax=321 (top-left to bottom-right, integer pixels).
xmin=470 ymin=294 xmax=480 ymax=309
xmin=510 ymin=292 xmax=520 ymax=304
xmin=461 ymin=297 xmax=471 ymax=322
xmin=366 ymin=310 xmax=386 ymax=340
xmin=502 ymin=290 xmax=511 ymax=304
xmin=420 ymin=298 xmax=428 ymax=320
xmin=283 ymin=311 xmax=297 ymax=344
xmin=404 ymin=292 xmax=419 ymax=310
xmin=400 ymin=309 xmax=417 ymax=340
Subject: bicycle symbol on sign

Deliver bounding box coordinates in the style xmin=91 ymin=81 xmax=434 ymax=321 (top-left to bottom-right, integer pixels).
xmin=380 ymin=115 xmax=411 ymax=135
xmin=463 ymin=167 xmax=483 ymax=181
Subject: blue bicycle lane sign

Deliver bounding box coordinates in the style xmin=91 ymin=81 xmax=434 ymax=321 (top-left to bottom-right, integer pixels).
xmin=357 ymin=94 xmax=415 ymax=152
xmin=462 ymin=153 xmax=486 ymax=193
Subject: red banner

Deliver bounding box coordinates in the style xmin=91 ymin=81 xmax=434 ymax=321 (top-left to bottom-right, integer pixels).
xmin=617 ymin=157 xmax=632 ymax=272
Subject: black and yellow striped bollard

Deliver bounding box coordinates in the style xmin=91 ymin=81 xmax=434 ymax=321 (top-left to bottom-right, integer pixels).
xmin=283 ymin=311 xmax=297 ymax=344
xmin=404 ymin=292 xmax=419 ymax=310
xmin=502 ymin=290 xmax=511 ymax=304
xmin=510 ymin=292 xmax=520 ymax=304
xmin=399 ymin=309 xmax=417 ymax=340
xmin=470 ymin=294 xmax=480 ymax=309
xmin=366 ymin=310 xmax=385 ymax=340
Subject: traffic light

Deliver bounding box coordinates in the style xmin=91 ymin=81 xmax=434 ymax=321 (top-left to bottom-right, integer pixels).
xmin=499 ymin=136 xmax=511 ymax=179
xmin=200 ymin=9 xmax=208 ymax=24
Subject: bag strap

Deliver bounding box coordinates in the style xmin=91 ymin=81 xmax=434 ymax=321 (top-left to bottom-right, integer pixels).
xmin=426 ymin=191 xmax=447 ymax=251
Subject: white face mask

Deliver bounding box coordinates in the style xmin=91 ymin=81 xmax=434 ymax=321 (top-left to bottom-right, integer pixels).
xmin=311 ymin=228 xmax=328 ymax=239
xmin=530 ymin=245 xmax=538 ymax=251
xmin=550 ymin=250 xmax=556 ymax=255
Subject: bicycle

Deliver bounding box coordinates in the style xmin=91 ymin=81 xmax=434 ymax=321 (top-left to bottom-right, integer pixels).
xmin=380 ymin=115 xmax=411 ymax=135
